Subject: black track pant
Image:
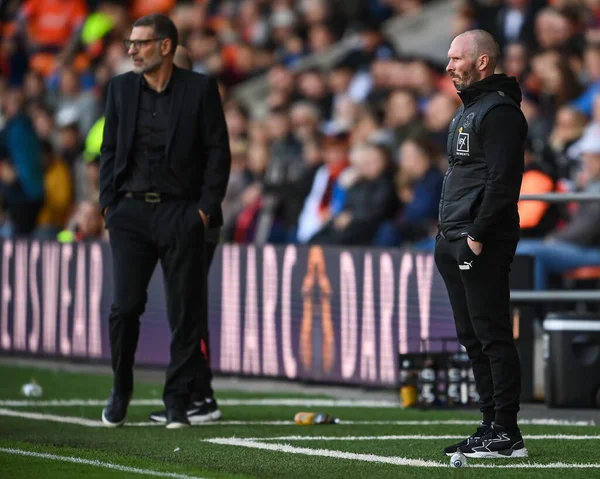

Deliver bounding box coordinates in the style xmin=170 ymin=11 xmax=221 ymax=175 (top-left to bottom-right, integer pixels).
xmin=434 ymin=235 xmax=521 ymax=429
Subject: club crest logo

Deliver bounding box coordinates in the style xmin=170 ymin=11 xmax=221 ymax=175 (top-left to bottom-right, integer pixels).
xmin=462 ymin=112 xmax=475 ymax=129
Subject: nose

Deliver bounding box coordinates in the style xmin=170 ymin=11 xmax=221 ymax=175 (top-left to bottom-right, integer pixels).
xmin=446 ymin=61 xmax=453 ymax=73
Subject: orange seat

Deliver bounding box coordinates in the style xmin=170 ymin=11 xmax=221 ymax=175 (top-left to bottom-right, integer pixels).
xmin=564 ymin=266 xmax=600 ymax=280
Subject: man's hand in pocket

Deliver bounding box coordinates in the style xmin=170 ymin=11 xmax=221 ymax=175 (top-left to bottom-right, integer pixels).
xmin=467 ymin=237 xmax=483 ymax=256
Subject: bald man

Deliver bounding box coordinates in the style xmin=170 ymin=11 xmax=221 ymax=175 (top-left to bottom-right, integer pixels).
xmin=148 ymin=45 xmax=222 ymax=425
xmin=434 ymin=30 xmax=528 ymax=458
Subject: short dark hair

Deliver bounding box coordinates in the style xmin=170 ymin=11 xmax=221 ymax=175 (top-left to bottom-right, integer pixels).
xmin=133 ymin=14 xmax=178 ymax=54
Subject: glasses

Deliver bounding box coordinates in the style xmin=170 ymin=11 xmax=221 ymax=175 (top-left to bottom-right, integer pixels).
xmin=123 ymin=38 xmax=165 ymax=50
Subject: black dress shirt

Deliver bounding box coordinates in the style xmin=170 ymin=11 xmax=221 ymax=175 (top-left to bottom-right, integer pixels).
xmin=120 ymin=76 xmax=178 ymax=194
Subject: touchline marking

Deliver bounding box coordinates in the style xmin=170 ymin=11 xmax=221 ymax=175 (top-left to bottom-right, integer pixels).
xmin=0 ymin=399 xmax=400 ymax=408
xmin=0 ymin=399 xmax=595 ymax=427
xmin=0 ymin=408 xmax=596 ymax=428
xmin=204 ymin=438 xmax=600 ymax=469
xmin=247 ymin=435 xmax=600 ymax=441
xmin=205 ymin=438 xmax=445 ymax=468
xmin=0 ymin=447 xmax=205 ymax=478
xmin=0 ymin=408 xmax=104 ymax=427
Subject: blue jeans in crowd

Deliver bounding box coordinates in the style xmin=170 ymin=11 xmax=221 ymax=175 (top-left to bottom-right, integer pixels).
xmin=516 ymin=239 xmax=600 ymax=290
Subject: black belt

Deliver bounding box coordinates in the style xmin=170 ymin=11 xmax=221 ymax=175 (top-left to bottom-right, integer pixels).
xmin=123 ymin=192 xmax=184 ymax=203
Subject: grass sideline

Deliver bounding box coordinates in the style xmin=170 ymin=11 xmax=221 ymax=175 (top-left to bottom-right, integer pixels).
xmin=1 ymin=364 xmax=599 ymax=478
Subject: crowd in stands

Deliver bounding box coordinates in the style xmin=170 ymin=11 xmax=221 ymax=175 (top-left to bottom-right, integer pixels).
xmin=1 ymin=0 xmax=600 ymax=278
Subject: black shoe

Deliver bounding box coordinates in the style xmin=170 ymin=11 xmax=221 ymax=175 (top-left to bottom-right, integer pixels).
xmin=165 ymin=407 xmax=191 ymax=429
xmin=462 ymin=424 xmax=528 ymax=458
xmin=187 ymin=398 xmax=222 ymax=424
xmin=149 ymin=398 xmax=222 ymax=424
xmin=443 ymin=421 xmax=491 ymax=456
xmin=148 ymin=409 xmax=168 ymax=423
xmin=101 ymin=390 xmax=131 ymax=428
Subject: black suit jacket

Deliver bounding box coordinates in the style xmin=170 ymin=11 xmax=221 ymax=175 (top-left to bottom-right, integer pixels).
xmin=99 ymin=66 xmax=230 ymax=227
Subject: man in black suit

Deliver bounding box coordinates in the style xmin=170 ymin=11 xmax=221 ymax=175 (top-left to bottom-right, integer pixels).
xmin=100 ymin=14 xmax=230 ymax=429
xmin=148 ymin=45 xmax=222 ymax=425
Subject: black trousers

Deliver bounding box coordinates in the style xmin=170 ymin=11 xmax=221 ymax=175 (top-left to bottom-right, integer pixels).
xmin=191 ymin=239 xmax=217 ymax=402
xmin=434 ymin=235 xmax=521 ymax=428
xmin=106 ymin=197 xmax=208 ymax=409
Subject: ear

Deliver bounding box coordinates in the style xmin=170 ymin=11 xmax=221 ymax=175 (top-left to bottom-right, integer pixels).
xmin=478 ymin=54 xmax=489 ymax=71
xmin=161 ymin=38 xmax=172 ymax=57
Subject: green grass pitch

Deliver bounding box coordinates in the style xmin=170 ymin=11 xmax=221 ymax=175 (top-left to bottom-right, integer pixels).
xmin=1 ymin=363 xmax=599 ymax=478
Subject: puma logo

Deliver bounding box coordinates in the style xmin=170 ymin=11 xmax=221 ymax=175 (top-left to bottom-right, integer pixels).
xmin=458 ymin=261 xmax=473 ymax=271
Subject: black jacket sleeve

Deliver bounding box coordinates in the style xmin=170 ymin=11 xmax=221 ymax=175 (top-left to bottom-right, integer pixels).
xmin=99 ymin=79 xmax=118 ymax=212
xmin=196 ymin=77 xmax=231 ymax=220
xmin=467 ymin=105 xmax=527 ymax=242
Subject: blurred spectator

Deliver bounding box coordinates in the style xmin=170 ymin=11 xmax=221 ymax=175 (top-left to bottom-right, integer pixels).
xmin=0 ymin=88 xmax=44 ymax=237
xmin=517 ymin=125 xmax=600 ymax=290
xmin=408 ymin=59 xmax=442 ymax=107
xmin=30 ymin=105 xmax=56 ymax=144
xmin=542 ymin=106 xmax=588 ymax=183
xmin=289 ymin=101 xmax=321 ymax=142
xmin=571 ymin=42 xmax=600 ymax=116
xmin=351 ymin=105 xmax=386 ymax=147
xmin=296 ymin=128 xmax=350 ymax=243
xmin=231 ymin=141 xmax=269 ymax=243
xmin=347 ymin=18 xmax=397 ymax=73
xmin=36 ymin=140 xmax=73 ymax=239
xmin=494 ymin=0 xmax=542 ymax=51
xmin=253 ymin=105 xmax=304 ymax=242
xmin=423 ymin=92 xmax=460 ymax=151
xmin=528 ymin=49 xmax=582 ymax=132
xmin=222 ymin=139 xmax=253 ymax=240
xmin=262 ymin=138 xmax=322 ymax=242
xmin=311 ymin=23 xmax=337 ymax=52
xmin=311 ymin=142 xmax=398 ymax=245
xmin=534 ymin=7 xmax=574 ymax=51
xmin=54 ymin=66 xmax=101 ymax=137
xmin=384 ymin=89 xmax=426 ymax=150
xmin=375 ymin=137 xmax=443 ymax=247
xmin=23 ymin=70 xmax=50 ymax=108
xmin=296 ymin=68 xmax=333 ymax=119
xmin=502 ymin=42 xmax=529 ymax=82
xmin=224 ymin=103 xmax=250 ymax=142
xmin=57 ymin=200 xmax=105 ymax=242
xmin=56 ymin=119 xmax=82 ymax=168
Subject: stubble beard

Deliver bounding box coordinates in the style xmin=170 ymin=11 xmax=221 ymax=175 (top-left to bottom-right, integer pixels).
xmin=453 ymin=67 xmax=482 ymax=91
xmin=132 ymin=55 xmax=163 ymax=75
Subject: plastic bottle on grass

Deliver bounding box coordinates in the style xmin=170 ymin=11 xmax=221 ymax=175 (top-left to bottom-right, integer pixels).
xmin=294 ymin=412 xmax=340 ymax=425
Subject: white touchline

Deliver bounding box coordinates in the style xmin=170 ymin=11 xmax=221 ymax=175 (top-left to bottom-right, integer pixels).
xmin=204 ymin=438 xmax=600 ymax=469
xmin=0 ymin=399 xmax=595 ymax=426
xmin=206 ymin=438 xmax=446 ymax=468
xmin=0 ymin=408 xmax=105 ymax=427
xmin=0 ymin=399 xmax=400 ymax=408
xmin=0 ymin=447 xmax=205 ymax=478
xmin=0 ymin=408 xmax=596 ymax=428
xmin=241 ymin=435 xmax=600 ymax=441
